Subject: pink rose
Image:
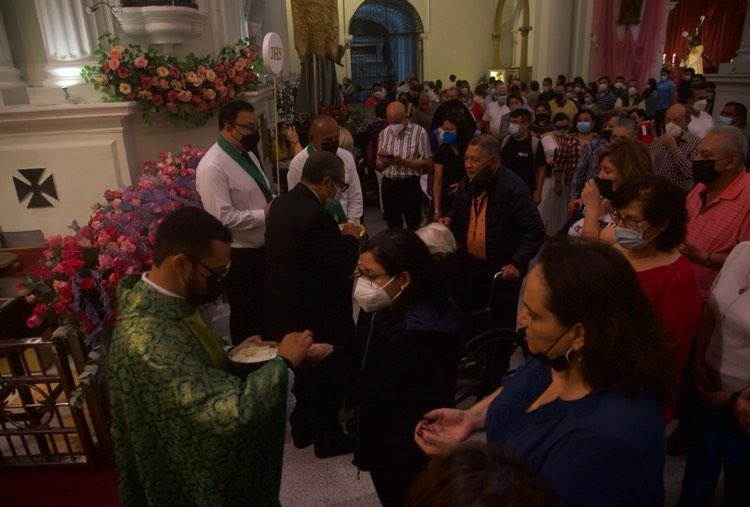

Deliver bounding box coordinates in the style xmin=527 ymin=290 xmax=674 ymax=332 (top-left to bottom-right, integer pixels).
xmin=169 ymin=66 xmax=181 ymax=78
xmin=25 ymin=294 xmax=36 ymax=304
xmin=26 ymin=314 xmax=43 ymax=329
xmin=47 ymin=234 xmax=62 ymax=248
xmin=157 ymin=66 xmax=169 ymax=78
xmin=134 ymin=55 xmax=148 ymax=68
xmin=117 ymin=66 xmax=130 ymax=79
xmin=177 ymin=90 xmax=192 ymax=102
xmin=152 ymin=95 xmax=164 ymax=106
xmin=108 ymin=58 xmax=120 ymax=71
xmin=166 ymin=90 xmax=178 ymax=102
xmin=32 ymin=304 xmax=48 ymax=317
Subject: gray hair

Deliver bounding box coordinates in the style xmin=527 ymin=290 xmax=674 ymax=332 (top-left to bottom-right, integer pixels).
xmin=615 ymin=117 xmax=636 ymax=136
xmin=707 ymin=126 xmax=748 ymax=164
xmin=416 ymin=223 xmax=457 ymax=256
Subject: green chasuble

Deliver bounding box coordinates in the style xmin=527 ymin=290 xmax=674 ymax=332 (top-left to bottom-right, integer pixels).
xmin=109 ymin=275 xmax=288 ymax=507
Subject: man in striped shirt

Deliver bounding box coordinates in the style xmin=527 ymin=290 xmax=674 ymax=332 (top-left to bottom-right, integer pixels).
xmin=376 ymin=101 xmax=432 ymax=229
xmin=595 ymin=76 xmax=617 ymax=114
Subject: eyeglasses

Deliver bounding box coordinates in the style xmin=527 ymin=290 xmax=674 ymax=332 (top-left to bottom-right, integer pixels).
xmin=187 ymin=255 xmax=231 ymax=281
xmin=608 ymin=209 xmax=649 ymax=229
xmin=331 ymin=178 xmax=350 ymax=192
xmin=233 ymin=122 xmax=257 ymax=132
xmin=353 ymin=266 xmax=389 ymax=282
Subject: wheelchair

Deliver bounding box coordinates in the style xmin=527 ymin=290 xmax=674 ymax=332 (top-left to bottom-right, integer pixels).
xmin=454 ymin=271 xmax=520 ymax=406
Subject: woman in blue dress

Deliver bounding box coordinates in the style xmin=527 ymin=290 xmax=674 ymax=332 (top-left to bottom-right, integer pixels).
xmin=415 ymin=238 xmax=673 ymax=507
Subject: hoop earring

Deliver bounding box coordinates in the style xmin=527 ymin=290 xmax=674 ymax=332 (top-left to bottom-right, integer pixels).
xmin=565 ymin=347 xmax=581 ymax=363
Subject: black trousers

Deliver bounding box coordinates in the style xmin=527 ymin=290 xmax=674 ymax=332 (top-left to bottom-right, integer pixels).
xmin=226 ymin=246 xmax=265 ymax=345
xmin=381 ymin=176 xmax=422 ymax=230
xmin=654 ymin=108 xmax=667 ymax=137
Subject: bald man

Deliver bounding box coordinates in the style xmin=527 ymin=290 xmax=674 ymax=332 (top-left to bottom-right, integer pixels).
xmin=376 ymin=101 xmax=432 ymax=229
xmin=649 ymin=103 xmax=701 ymax=192
xmin=287 ymin=114 xmax=363 ymax=223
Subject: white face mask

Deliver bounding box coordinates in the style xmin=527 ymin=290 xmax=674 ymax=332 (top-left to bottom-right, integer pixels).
xmin=628 ymin=87 xmax=637 ymax=97
xmin=599 ymin=84 xmax=609 ymax=93
xmin=389 ymin=123 xmax=405 ymax=136
xmin=665 ymin=121 xmax=683 ymax=138
xmin=693 ymin=99 xmax=708 ymax=112
xmin=354 ymin=276 xmax=398 ymax=312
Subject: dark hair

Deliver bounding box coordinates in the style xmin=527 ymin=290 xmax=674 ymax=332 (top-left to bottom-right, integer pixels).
xmin=538 ymin=238 xmax=673 ymax=402
xmin=153 ymin=207 xmax=232 ymax=266
xmin=374 ymin=98 xmax=390 ymax=119
xmin=506 ymin=92 xmax=523 ymax=108
xmin=726 ymin=101 xmax=748 ymax=128
xmin=509 ymin=108 xmax=532 ymax=124
xmin=535 ymin=100 xmax=551 ymax=114
xmin=406 ymin=443 xmax=560 ymax=507
xmin=301 ymin=150 xmax=344 ymax=184
xmin=218 ymin=101 xmax=255 ymax=130
xmin=543 ymin=77 xmax=552 ymax=85
xmin=611 ymin=175 xmax=686 ymax=252
xmin=530 ymin=80 xmax=540 ymax=91
xmin=598 ymin=138 xmax=652 ymax=184
xmin=444 ymin=111 xmax=473 ymax=154
xmin=552 ymin=112 xmax=570 ymax=126
xmin=361 ymin=229 xmax=443 ymax=309
xmin=599 ymin=75 xmax=610 ymax=83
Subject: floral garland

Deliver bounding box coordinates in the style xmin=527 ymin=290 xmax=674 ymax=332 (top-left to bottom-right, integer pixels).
xmin=82 ymin=33 xmax=264 ymax=127
xmin=18 ymin=146 xmax=205 ymax=405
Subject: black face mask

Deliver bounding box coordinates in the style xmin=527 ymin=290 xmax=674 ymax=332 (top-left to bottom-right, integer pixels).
xmin=320 ymin=139 xmax=339 ymax=154
xmin=240 ymin=132 xmax=260 ymax=152
xmin=554 ymin=92 xmax=564 ymax=101
xmin=468 ymin=166 xmax=494 ymax=196
xmin=692 ymin=159 xmax=722 ymax=185
xmin=186 ymin=272 xmax=227 ymax=307
xmin=595 ymin=177 xmax=615 ymax=200
xmin=516 ymin=327 xmax=572 ymax=372
xmin=601 ymin=129 xmax=613 ymax=142
xmin=535 ymin=113 xmax=549 ymax=123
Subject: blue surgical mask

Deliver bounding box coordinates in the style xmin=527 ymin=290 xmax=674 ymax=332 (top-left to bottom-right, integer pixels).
xmin=442 ymin=130 xmax=457 ymax=145
xmin=576 ymin=122 xmax=592 ymax=133
xmin=497 ymin=95 xmax=507 ymax=104
xmin=508 ymin=123 xmax=521 ymax=136
xmin=718 ymin=116 xmax=734 ymax=126
xmin=614 ymin=226 xmax=650 ymax=250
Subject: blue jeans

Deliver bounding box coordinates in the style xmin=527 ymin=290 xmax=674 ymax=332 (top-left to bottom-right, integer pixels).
xmin=677 ymin=395 xmax=750 ymax=506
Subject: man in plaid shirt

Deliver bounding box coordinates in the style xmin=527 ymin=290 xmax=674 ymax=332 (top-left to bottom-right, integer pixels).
xmin=376 ymin=101 xmax=432 ymax=229
xmin=650 ymin=103 xmax=700 ymax=192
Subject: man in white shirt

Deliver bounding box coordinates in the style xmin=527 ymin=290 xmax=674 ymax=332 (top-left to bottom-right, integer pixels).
xmin=287 ymin=115 xmax=363 ymax=223
xmin=196 ymin=101 xmax=272 ymax=345
xmin=482 ymin=82 xmax=509 ymax=139
xmin=687 ymin=85 xmax=714 ymax=139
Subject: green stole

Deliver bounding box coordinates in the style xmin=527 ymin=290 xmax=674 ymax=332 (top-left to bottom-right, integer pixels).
xmin=217 ymin=135 xmax=272 ymax=202
xmin=307 ymin=144 xmax=348 ymax=223
xmin=184 ymin=310 xmax=230 ymax=372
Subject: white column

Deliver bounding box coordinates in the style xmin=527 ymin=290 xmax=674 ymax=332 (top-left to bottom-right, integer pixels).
xmin=722 ymin=0 xmax=750 ymax=72
xmin=33 ymin=0 xmax=109 ymax=87
xmin=531 ymin=0 xmax=573 ymax=80
xmin=0 ymin=9 xmax=25 ymax=90
xmin=196 ymin=0 xmax=246 ymax=55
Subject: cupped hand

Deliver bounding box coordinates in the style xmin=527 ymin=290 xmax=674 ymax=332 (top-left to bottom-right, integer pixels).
xmin=306 ymin=343 xmax=334 ymax=363
xmin=414 ymin=408 xmax=475 ymax=458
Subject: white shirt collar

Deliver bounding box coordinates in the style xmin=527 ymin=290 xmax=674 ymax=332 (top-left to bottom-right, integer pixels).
xmin=141 ymin=272 xmax=185 ymax=299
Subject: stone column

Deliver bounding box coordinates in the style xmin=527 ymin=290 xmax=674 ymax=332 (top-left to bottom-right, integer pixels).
xmin=720 ymin=0 xmax=750 ymax=73
xmin=33 ymin=0 xmax=109 ymax=87
xmin=197 ymin=0 xmax=246 ymax=55
xmin=0 ymin=9 xmax=25 ymax=91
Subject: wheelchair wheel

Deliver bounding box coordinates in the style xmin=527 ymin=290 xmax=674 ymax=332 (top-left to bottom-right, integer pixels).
xmin=454 ymin=327 xmax=518 ymax=406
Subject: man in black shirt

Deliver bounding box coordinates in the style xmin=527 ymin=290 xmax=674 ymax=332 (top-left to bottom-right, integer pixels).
xmin=500 ymin=109 xmax=546 ymax=204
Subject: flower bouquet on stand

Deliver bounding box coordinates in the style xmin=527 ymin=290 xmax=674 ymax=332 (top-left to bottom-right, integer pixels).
xmin=18 ymin=146 xmax=206 ymax=406
xmin=82 ymin=33 xmax=264 ymax=127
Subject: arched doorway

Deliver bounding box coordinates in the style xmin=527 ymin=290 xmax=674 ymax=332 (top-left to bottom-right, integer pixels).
xmin=348 ymin=0 xmax=424 ymax=89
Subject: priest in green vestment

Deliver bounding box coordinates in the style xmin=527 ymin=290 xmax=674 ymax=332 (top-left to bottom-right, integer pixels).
xmin=108 ymin=207 xmax=313 ymax=506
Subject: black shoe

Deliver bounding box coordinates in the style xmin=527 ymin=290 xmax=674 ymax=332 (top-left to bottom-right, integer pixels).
xmin=314 ymin=431 xmax=354 ymax=459
xmin=290 ymin=421 xmax=312 ymax=449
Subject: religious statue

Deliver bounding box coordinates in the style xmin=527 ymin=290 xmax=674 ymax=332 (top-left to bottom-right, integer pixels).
xmin=680 ymin=15 xmax=705 ymax=74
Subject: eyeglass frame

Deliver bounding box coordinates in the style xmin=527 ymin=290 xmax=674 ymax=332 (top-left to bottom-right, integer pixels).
xmin=353 ymin=266 xmax=389 ymax=282
xmin=329 ymin=177 xmax=350 ymax=192
xmin=186 ymin=254 xmax=231 ymax=281
xmin=232 ymin=122 xmax=258 ymax=132
xmin=608 ymin=209 xmax=650 ymax=230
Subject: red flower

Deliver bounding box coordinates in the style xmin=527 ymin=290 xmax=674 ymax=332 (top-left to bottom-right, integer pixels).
xmin=117 ymin=66 xmax=130 ymax=79
xmin=152 ymin=94 xmax=164 ymax=106
xmin=169 ymin=66 xmax=181 ymax=78
xmin=79 ymin=278 xmax=95 ymax=291
xmin=167 ymin=90 xmax=178 ymax=102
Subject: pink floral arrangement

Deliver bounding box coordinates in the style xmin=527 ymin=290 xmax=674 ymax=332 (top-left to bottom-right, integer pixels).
xmin=82 ymin=33 xmax=264 ymax=126
xmin=18 ymin=145 xmax=206 ymax=347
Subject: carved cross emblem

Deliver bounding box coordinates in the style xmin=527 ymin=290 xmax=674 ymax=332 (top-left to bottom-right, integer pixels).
xmin=13 ymin=168 xmax=58 ymax=208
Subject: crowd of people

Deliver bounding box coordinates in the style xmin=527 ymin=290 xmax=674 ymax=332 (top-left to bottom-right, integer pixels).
xmin=107 ymin=66 xmax=750 ymax=507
